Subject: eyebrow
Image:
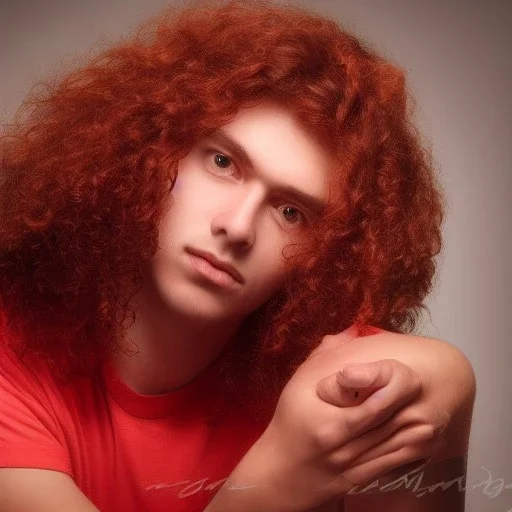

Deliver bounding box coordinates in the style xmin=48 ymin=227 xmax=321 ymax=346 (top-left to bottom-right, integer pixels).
xmin=204 ymin=129 xmax=327 ymax=216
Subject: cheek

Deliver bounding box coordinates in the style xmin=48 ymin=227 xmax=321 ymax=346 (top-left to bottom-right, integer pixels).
xmin=172 ymin=167 xmax=226 ymax=217
xmin=250 ymin=234 xmax=306 ymax=299
xmin=257 ymin=225 xmax=304 ymax=268
xmin=168 ymin=182 xmax=208 ymax=224
xmin=250 ymin=241 xmax=290 ymax=292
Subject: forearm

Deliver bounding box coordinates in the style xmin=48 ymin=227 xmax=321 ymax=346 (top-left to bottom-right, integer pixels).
xmin=204 ymin=430 xmax=342 ymax=512
xmin=203 ymin=437 xmax=298 ymax=512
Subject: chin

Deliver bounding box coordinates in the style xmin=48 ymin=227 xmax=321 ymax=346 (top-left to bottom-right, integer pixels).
xmin=158 ymin=280 xmax=245 ymax=321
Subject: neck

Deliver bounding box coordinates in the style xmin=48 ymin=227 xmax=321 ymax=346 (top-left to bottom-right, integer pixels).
xmin=112 ymin=279 xmax=243 ymax=395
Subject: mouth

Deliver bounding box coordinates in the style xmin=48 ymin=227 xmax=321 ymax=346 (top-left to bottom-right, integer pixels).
xmin=185 ymin=247 xmax=244 ymax=286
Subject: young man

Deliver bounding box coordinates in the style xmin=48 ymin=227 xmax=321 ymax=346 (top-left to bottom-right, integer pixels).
xmin=0 ymin=1 xmax=475 ymax=511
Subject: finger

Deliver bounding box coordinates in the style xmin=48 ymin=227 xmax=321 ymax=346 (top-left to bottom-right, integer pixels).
xmin=327 ymin=403 xmax=449 ymax=467
xmin=326 ymin=410 xmax=417 ymax=467
xmin=316 ymin=358 xmax=405 ymax=409
xmin=317 ymin=359 xmax=396 ymax=408
xmin=369 ymin=402 xmax=450 ymax=438
xmin=343 ymin=423 xmax=435 ymax=467
xmin=339 ymin=438 xmax=442 ymax=492
xmin=342 ymin=359 xmax=422 ymax=436
xmin=316 ymin=371 xmax=377 ymax=407
xmin=365 ymin=402 xmax=451 ymax=442
xmin=338 ymin=358 xmax=419 ymax=390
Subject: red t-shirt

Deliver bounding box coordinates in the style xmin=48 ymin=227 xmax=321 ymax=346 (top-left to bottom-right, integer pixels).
xmin=0 ymin=340 xmax=269 ymax=511
xmin=0 ymin=324 xmax=382 ymax=511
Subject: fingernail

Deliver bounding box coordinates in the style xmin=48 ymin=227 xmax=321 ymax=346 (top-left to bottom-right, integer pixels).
xmin=340 ymin=364 xmax=374 ymax=386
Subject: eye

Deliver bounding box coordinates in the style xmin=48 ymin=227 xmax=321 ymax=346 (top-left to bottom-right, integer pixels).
xmin=213 ymin=153 xmax=231 ymax=169
xmin=204 ymin=150 xmax=241 ymax=180
xmin=277 ymin=205 xmax=306 ymax=226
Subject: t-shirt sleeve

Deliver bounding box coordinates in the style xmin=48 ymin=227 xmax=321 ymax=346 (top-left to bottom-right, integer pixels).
xmin=0 ymin=341 xmax=72 ymax=476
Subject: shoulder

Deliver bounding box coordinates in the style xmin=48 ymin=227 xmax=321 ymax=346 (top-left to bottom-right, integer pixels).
xmin=0 ymin=325 xmax=88 ymax=430
xmin=0 ymin=332 xmax=56 ymax=399
xmin=313 ymin=326 xmax=476 ymax=406
xmin=350 ymin=328 xmax=476 ymax=395
xmin=336 ymin=327 xmax=477 ymax=440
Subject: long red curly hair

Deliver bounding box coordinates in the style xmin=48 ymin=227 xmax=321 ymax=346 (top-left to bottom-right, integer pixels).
xmin=0 ymin=0 xmax=444 ymax=410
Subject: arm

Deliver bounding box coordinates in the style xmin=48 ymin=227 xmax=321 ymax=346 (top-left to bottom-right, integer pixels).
xmin=205 ymin=355 xmax=434 ymax=511
xmin=0 ymin=469 xmax=99 ymax=512
xmin=0 ymin=342 xmax=100 ymax=511
xmin=338 ymin=330 xmax=476 ymax=511
xmin=206 ymin=329 xmax=475 ymax=512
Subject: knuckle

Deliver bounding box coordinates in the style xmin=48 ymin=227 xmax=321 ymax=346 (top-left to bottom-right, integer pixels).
xmin=395 ymin=363 xmax=422 ymax=396
xmin=385 ymin=358 xmax=403 ymax=370
xmin=382 ymin=358 xmax=406 ymax=385
xmin=403 ymin=437 xmax=437 ymax=459
xmin=311 ymin=421 xmax=344 ymax=451
xmin=419 ymin=405 xmax=449 ymax=432
xmin=424 ymin=424 xmax=436 ymax=440
xmin=343 ymin=413 xmax=364 ymax=437
xmin=403 ymin=402 xmax=431 ymax=423
xmin=408 ymin=370 xmax=422 ymax=394
xmin=330 ymin=446 xmax=357 ymax=469
xmin=403 ymin=424 xmax=436 ymax=445
xmin=379 ymin=358 xmax=396 ymax=374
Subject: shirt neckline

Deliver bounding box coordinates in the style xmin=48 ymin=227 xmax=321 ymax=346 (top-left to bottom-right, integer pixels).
xmin=101 ymin=357 xmax=224 ymax=420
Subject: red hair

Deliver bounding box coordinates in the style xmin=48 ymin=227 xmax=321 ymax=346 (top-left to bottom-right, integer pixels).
xmin=0 ymin=0 xmax=444 ymax=409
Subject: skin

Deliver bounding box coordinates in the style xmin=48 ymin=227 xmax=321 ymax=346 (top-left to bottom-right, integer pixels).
xmin=205 ymin=329 xmax=475 ymax=511
xmin=0 ymin=101 xmax=475 ymax=511
xmin=317 ymin=331 xmax=475 ymax=511
xmin=114 ymin=100 xmax=334 ymax=395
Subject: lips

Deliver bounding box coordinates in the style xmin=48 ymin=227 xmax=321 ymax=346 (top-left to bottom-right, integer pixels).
xmin=185 ymin=247 xmax=244 ymax=284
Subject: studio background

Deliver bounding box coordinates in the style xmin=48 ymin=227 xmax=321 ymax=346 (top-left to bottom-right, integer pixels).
xmin=1 ymin=1 xmax=511 ymax=510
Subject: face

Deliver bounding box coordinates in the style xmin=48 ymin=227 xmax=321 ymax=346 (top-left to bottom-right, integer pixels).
xmin=147 ymin=101 xmax=333 ymax=323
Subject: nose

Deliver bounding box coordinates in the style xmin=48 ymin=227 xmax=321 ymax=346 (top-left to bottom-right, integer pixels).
xmin=211 ymin=184 xmax=265 ymax=252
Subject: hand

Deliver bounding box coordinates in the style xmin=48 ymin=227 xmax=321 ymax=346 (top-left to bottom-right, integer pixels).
xmin=322 ymin=330 xmax=472 ymax=476
xmin=217 ymin=332 xmax=432 ymax=511
xmin=314 ymin=328 xmax=475 ymax=512
xmin=316 ymin=359 xmax=448 ymax=489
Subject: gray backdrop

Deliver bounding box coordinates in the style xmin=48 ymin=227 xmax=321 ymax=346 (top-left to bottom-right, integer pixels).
xmin=1 ymin=1 xmax=511 ymax=510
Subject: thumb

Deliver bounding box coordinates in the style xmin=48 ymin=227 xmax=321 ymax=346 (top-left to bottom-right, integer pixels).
xmin=337 ymin=362 xmax=382 ymax=388
xmin=316 ymin=361 xmax=389 ymax=407
xmin=316 ymin=369 xmax=375 ymax=407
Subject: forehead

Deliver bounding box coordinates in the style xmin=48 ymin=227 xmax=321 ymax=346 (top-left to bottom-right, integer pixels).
xmin=209 ymin=102 xmax=334 ymax=201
